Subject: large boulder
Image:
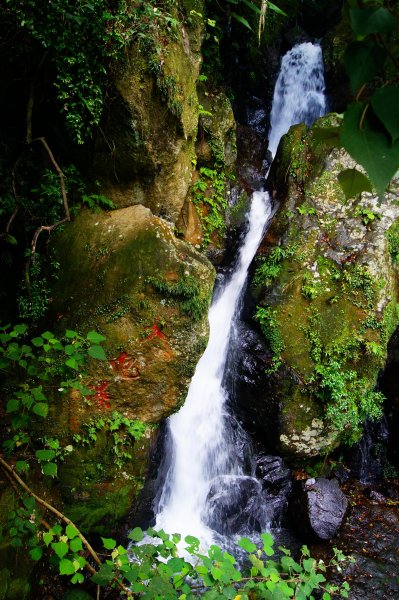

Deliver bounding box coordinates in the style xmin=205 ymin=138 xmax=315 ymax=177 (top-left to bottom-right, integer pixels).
xmin=51 ymin=204 xmax=215 ymax=424
xmin=248 ymin=116 xmax=399 ymax=458
xmin=290 ymin=477 xmax=348 ymax=540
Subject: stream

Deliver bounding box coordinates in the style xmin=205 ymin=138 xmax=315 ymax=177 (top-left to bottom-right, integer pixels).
xmin=153 ymin=42 xmax=326 ymax=547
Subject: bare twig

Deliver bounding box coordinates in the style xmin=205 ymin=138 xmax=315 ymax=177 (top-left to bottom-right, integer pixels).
xmin=0 ymin=455 xmax=133 ymax=597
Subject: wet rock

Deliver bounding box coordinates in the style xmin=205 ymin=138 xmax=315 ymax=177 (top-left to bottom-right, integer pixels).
xmin=369 ymin=490 xmax=387 ymax=504
xmin=346 ymin=418 xmax=389 ymax=484
xmin=290 ymin=477 xmax=348 ymax=540
xmin=321 ymin=481 xmax=399 ymax=600
xmin=256 ymin=455 xmax=292 ymax=525
xmin=205 ymin=475 xmax=270 ymax=535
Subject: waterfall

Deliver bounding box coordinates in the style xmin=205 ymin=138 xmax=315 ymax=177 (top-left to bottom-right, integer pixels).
xmin=268 ymin=42 xmax=326 ymax=157
xmin=153 ymin=42 xmax=326 ymax=546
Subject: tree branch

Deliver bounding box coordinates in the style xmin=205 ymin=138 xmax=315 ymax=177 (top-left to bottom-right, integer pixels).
xmin=0 ymin=455 xmax=133 ymax=597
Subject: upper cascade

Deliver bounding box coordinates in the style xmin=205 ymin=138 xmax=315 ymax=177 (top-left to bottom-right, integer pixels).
xmin=268 ymin=42 xmax=326 ymax=157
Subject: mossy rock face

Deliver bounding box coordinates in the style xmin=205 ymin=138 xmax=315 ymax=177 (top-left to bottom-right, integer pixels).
xmin=57 ymin=427 xmax=154 ymax=535
xmin=195 ymin=90 xmax=237 ymax=169
xmin=93 ymin=2 xmax=204 ymax=222
xmin=252 ymin=116 xmax=399 ymax=458
xmin=51 ymin=204 xmax=215 ymax=425
xmin=176 ymin=89 xmax=237 ymax=251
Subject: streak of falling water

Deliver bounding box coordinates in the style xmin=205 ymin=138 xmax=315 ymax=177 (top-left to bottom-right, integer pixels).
xmin=154 ymin=42 xmax=326 ymax=546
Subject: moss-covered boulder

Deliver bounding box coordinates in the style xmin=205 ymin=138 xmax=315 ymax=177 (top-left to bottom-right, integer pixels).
xmin=251 ymin=117 xmax=399 ymax=458
xmin=51 ymin=204 xmax=215 ymax=424
xmin=93 ymin=3 xmax=205 ymax=222
xmin=27 ymin=203 xmax=215 ymax=534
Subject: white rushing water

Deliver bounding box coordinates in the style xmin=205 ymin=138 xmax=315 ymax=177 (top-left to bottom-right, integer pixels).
xmin=156 ymin=192 xmax=271 ymax=543
xmin=154 ymin=42 xmax=326 ymax=546
xmin=268 ymin=42 xmax=326 ymax=157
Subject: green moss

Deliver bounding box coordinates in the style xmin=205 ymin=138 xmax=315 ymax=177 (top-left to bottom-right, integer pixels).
xmin=387 ymin=219 xmax=399 ymax=264
xmin=65 ymin=484 xmax=133 ymax=535
xmin=147 ymin=272 xmax=211 ymax=321
xmin=0 ymin=569 xmax=10 ymax=600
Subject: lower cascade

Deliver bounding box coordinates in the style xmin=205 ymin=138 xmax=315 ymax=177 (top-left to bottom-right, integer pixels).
xmin=153 ymin=41 xmax=327 ymax=546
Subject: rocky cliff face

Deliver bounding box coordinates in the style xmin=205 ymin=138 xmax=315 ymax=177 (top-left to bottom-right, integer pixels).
xmin=93 ymin=5 xmax=204 ymax=223
xmin=246 ymin=116 xmax=399 ymax=459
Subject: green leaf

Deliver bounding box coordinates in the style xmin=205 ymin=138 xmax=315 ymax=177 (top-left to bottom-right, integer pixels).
xmin=65 ymin=357 xmax=78 ymax=370
xmin=86 ymin=331 xmax=106 ymax=343
xmin=43 ymin=532 xmax=54 ymax=546
xmin=59 ymin=558 xmax=76 ymax=575
xmin=42 ymin=462 xmax=58 ymax=478
xmin=6 ymin=398 xmax=20 ymax=413
xmin=66 ymin=524 xmax=79 ymax=539
xmin=88 ymin=345 xmax=107 ymax=360
xmin=276 ymin=580 xmax=294 ymax=597
xmin=71 ymin=573 xmax=85 ymax=584
xmin=101 ymin=537 xmax=116 ymax=550
xmin=261 ymin=532 xmax=274 ymax=548
xmin=70 ymin=537 xmax=83 ymax=553
xmin=128 ymin=527 xmax=143 ymax=542
xmin=268 ymin=1 xmax=288 ymax=17
xmin=32 ymin=402 xmax=48 ymax=418
xmin=211 ymin=566 xmax=222 ymax=581
xmin=14 ymin=324 xmax=27 ymax=335
xmin=340 ymin=102 xmax=399 ymax=195
xmin=338 ymin=168 xmax=372 ymax=200
xmin=371 ymin=86 xmax=399 ymax=144
xmin=41 ymin=331 xmax=54 ymax=341
xmin=344 ymin=42 xmax=386 ymax=92
xmin=350 ymin=7 xmax=398 ymax=37
xmin=303 ymin=558 xmax=316 ymax=572
xmin=65 ymin=330 xmax=78 ymax=338
xmin=230 ymin=12 xmax=252 ymax=31
xmin=238 ymin=537 xmax=257 ymax=553
xmin=31 ymin=337 xmax=44 ymax=347
xmin=241 ymin=0 xmax=262 ymax=15
xmin=52 ymin=541 xmax=69 ymax=559
xmin=35 ymin=449 xmax=56 ymax=462
xmin=15 ymin=461 xmax=30 ymax=474
xmin=29 ymin=547 xmax=43 ymax=561
xmin=91 ymin=563 xmax=115 ymax=586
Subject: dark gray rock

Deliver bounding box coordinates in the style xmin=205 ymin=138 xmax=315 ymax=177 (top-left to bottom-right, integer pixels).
xmin=290 ymin=477 xmax=348 ymax=540
xmin=256 ymin=455 xmax=292 ymax=525
xmin=204 ymin=475 xmax=270 ymax=536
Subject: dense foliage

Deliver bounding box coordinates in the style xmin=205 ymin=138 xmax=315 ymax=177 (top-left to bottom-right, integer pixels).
xmin=0 ymin=324 xmax=352 ymax=597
